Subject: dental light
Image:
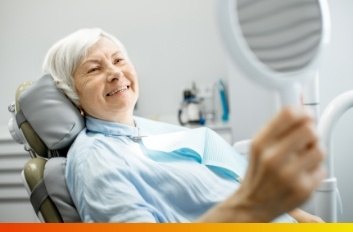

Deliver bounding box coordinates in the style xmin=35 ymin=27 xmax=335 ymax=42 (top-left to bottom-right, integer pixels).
xmin=217 ymin=0 xmax=336 ymax=221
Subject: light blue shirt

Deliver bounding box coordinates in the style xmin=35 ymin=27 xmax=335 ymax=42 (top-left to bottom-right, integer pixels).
xmin=66 ymin=116 xmax=295 ymax=222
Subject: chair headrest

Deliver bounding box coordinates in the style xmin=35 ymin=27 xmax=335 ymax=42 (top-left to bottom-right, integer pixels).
xmin=16 ymin=74 xmax=85 ymax=157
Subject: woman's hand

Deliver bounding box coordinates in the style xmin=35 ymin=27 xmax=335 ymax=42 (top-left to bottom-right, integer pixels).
xmin=199 ymin=107 xmax=325 ymax=222
xmin=289 ymin=209 xmax=325 ymax=223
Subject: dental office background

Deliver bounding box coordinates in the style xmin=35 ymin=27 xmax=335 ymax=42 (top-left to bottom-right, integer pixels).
xmin=0 ymin=0 xmax=352 ymax=222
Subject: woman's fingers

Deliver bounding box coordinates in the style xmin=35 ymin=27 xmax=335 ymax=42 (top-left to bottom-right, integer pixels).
xmin=270 ymin=121 xmax=325 ymax=174
xmin=250 ymin=115 xmax=319 ymax=174
xmin=298 ymin=145 xmax=325 ymax=172
xmin=243 ymin=106 xmax=326 ymax=215
xmin=251 ymin=107 xmax=313 ymax=158
xmin=275 ymin=144 xmax=325 ymax=205
xmin=262 ymin=120 xmax=320 ymax=165
xmin=247 ymin=107 xmax=319 ymax=183
xmin=293 ymin=164 xmax=326 ymax=203
xmin=258 ymin=107 xmax=313 ymax=140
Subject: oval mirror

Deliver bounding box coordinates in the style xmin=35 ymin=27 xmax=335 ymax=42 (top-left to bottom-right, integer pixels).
xmin=217 ymin=0 xmax=330 ymax=105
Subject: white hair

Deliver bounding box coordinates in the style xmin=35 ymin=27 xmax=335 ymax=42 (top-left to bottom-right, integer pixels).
xmin=42 ymin=28 xmax=128 ymax=106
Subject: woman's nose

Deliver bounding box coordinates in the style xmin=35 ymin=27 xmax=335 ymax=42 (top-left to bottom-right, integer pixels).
xmin=106 ymin=66 xmax=121 ymax=82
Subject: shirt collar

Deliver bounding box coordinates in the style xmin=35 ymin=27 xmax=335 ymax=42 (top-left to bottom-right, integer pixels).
xmin=85 ymin=116 xmax=140 ymax=137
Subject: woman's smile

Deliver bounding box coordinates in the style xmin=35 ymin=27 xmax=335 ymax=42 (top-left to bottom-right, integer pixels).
xmin=106 ymin=85 xmax=130 ymax=97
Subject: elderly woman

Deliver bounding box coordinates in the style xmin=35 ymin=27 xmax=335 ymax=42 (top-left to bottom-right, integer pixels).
xmin=42 ymin=28 xmax=324 ymax=223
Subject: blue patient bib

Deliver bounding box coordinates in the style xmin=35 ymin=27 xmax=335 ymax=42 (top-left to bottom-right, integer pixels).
xmin=142 ymin=127 xmax=247 ymax=181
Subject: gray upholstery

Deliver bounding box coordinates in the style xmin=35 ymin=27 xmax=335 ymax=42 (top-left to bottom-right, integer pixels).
xmin=23 ymin=157 xmax=63 ymax=222
xmin=44 ymin=158 xmax=81 ymax=222
xmin=17 ymin=74 xmax=85 ymax=153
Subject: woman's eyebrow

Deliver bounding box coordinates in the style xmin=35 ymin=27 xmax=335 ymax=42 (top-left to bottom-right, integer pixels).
xmin=81 ymin=50 xmax=122 ymax=66
xmin=111 ymin=51 xmax=122 ymax=57
xmin=81 ymin=59 xmax=101 ymax=66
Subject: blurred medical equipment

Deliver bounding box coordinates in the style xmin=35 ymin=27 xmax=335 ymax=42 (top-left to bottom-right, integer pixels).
xmin=178 ymin=81 xmax=229 ymax=126
xmin=217 ymin=0 xmax=337 ymax=222
xmin=215 ymin=80 xmax=230 ymax=122
xmin=178 ymin=85 xmax=205 ymax=126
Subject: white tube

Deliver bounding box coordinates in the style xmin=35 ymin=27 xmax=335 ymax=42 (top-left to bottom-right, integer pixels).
xmin=319 ymin=90 xmax=353 ymax=178
xmin=314 ymin=178 xmax=337 ymax=222
xmin=316 ymin=90 xmax=353 ymax=222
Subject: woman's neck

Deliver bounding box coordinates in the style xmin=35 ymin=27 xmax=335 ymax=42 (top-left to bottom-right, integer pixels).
xmin=110 ymin=114 xmax=135 ymax=126
xmin=87 ymin=112 xmax=135 ymax=127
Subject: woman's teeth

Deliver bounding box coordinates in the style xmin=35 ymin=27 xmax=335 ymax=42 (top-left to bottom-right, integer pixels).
xmin=107 ymin=86 xmax=128 ymax=96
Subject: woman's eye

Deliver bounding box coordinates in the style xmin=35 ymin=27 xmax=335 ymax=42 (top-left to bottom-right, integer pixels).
xmin=114 ymin=58 xmax=123 ymax=64
xmin=87 ymin=67 xmax=100 ymax=74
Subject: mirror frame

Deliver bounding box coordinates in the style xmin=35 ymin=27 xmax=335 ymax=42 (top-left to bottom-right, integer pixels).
xmin=217 ymin=0 xmax=331 ymax=90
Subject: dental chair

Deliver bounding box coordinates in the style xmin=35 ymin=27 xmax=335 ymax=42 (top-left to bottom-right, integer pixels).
xmin=8 ymin=74 xmax=84 ymax=222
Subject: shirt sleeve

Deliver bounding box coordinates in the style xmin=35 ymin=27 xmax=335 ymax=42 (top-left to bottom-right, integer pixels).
xmin=66 ymin=143 xmax=159 ymax=222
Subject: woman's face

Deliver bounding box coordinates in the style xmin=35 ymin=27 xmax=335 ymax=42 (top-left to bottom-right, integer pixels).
xmin=74 ymin=37 xmax=139 ymax=123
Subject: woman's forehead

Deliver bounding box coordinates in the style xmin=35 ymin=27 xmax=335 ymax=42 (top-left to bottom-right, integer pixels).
xmin=82 ymin=38 xmax=125 ymax=62
xmin=88 ymin=38 xmax=122 ymax=55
